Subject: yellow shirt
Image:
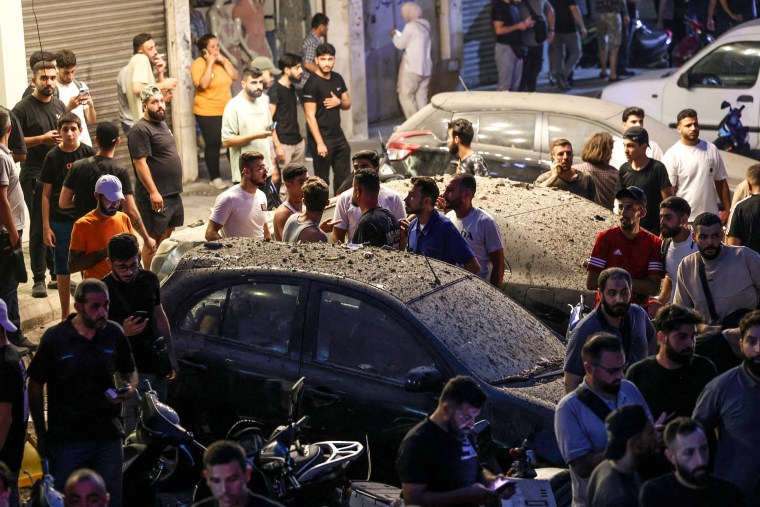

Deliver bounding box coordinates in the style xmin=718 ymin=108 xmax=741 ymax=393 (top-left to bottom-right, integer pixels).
xmin=191 ymin=57 xmax=234 ymax=116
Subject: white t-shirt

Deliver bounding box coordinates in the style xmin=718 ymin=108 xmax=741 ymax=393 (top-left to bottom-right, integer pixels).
xmin=333 ymin=186 xmax=406 ymax=241
xmin=662 ymin=140 xmax=727 ymax=221
xmin=56 ymin=80 xmax=92 ymax=147
xmin=609 ymin=139 xmax=663 ymax=170
xmin=664 ymin=236 xmax=697 ymax=302
xmin=446 ymin=207 xmax=503 ymax=280
xmin=221 ymin=91 xmax=273 ymax=183
xmin=209 ymin=185 xmax=268 ymax=238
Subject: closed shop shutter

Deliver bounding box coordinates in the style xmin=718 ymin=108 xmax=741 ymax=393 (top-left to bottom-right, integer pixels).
xmin=461 ymin=0 xmax=498 ymax=89
xmin=22 ymin=0 xmax=169 ymax=171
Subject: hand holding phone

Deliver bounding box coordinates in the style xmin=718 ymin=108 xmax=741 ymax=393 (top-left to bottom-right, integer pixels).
xmin=134 ymin=310 xmax=150 ymax=320
xmin=492 ymin=477 xmax=517 ymax=494
xmin=78 ymin=85 xmax=89 ymax=99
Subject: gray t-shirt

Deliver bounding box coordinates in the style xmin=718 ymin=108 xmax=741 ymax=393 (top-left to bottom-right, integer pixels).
xmin=282 ymin=213 xmax=318 ymax=243
xmin=446 ymin=207 xmax=503 ymax=280
xmin=0 ymin=145 xmax=25 ymax=232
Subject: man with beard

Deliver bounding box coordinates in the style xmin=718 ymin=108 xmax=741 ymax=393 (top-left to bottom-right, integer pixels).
xmin=536 ymin=139 xmax=595 ymax=201
xmin=674 ymin=212 xmax=760 ymax=326
xmin=693 ymin=310 xmax=760 ymax=507
xmin=69 ymin=175 xmax=135 ymax=280
xmin=556 ymin=333 xmax=652 ymax=507
xmin=447 ymin=118 xmax=488 ymax=177
xmin=128 ymin=86 xmax=184 ymax=270
xmin=269 ymin=54 xmax=306 ymax=167
xmin=351 ymin=169 xmax=401 ymax=248
xmin=586 ymin=186 xmax=664 ymax=310
xmin=206 ymin=151 xmax=271 ymax=241
xmin=639 ymin=417 xmax=745 ymax=507
xmin=565 ymin=267 xmax=656 ymax=393
xmin=396 ymin=376 xmax=516 ymax=507
xmin=28 ymin=279 xmax=136 ymax=503
xmin=586 ymin=404 xmax=657 ymax=507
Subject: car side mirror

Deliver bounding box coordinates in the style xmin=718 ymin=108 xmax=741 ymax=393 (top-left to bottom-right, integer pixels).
xmin=677 ymin=72 xmax=691 ymax=89
xmin=405 ymin=366 xmax=444 ymax=393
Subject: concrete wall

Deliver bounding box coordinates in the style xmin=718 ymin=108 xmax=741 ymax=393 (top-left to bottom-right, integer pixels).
xmin=0 ymin=0 xmax=28 ymax=109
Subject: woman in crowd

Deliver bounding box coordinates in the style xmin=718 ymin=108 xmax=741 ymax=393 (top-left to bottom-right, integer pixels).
xmin=573 ymin=132 xmax=619 ymax=210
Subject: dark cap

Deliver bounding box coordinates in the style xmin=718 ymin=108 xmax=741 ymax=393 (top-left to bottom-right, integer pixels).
xmin=605 ymin=404 xmax=650 ymax=459
xmin=623 ymin=126 xmax=649 ymax=146
xmin=615 ymin=186 xmax=647 ymax=207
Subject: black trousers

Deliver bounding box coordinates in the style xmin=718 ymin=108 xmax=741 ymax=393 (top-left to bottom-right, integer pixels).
xmin=195 ymin=115 xmax=223 ymax=181
xmin=519 ymin=45 xmax=544 ymax=92
xmin=19 ymin=175 xmax=53 ymax=283
xmin=307 ymin=134 xmax=351 ymax=196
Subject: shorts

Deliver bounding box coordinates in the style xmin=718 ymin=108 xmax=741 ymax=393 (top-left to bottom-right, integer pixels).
xmin=50 ymin=221 xmax=74 ymax=275
xmin=137 ymin=193 xmax=184 ymax=236
xmin=596 ymin=12 xmax=622 ymax=52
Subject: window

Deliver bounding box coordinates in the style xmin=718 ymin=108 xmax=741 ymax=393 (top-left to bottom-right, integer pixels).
xmin=180 ymin=289 xmax=227 ymax=336
xmin=546 ymin=115 xmax=618 ymax=158
xmin=477 ymin=113 xmax=536 ymax=151
xmin=315 ymin=291 xmax=436 ymax=380
xmin=686 ymin=42 xmax=760 ymax=88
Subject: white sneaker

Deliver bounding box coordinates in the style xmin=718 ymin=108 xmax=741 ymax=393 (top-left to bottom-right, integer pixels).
xmin=210 ymin=178 xmax=228 ymax=190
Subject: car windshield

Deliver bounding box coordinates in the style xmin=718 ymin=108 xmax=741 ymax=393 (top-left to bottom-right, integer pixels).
xmin=408 ymin=279 xmax=566 ymax=382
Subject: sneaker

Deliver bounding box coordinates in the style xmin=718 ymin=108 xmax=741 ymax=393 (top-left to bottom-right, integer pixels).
xmin=12 ymin=335 xmax=38 ymax=352
xmin=32 ymin=281 xmax=48 ymax=298
xmin=47 ymin=279 xmax=57 ymax=289
xmin=210 ymin=178 xmax=229 ymax=190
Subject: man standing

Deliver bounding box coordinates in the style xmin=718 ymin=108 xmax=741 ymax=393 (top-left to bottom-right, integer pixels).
xmin=447 ymin=119 xmax=488 ymax=177
xmin=595 ymin=0 xmax=630 ymax=82
xmin=282 ymin=177 xmax=329 ymax=244
xmin=693 ymin=310 xmax=760 ymax=507
xmin=206 ymin=151 xmax=271 ymax=241
xmin=618 ymin=127 xmax=673 ymax=235
xmin=652 ymin=197 xmax=696 ymax=309
xmin=492 ymin=0 xmax=535 ymax=91
xmin=548 ymin=0 xmax=587 ymax=91
xmin=565 ymin=268 xmax=655 ymax=392
xmin=727 ymin=164 xmax=760 ymax=253
xmin=124 ymin=33 xmax=178 ymax=125
xmin=536 ymin=139 xmax=596 ymax=201
xmin=250 ymin=56 xmax=280 ymax=91
xmin=272 ymin=163 xmax=308 ymax=241
xmin=390 ymin=2 xmax=433 ymax=119
xmin=22 ymin=51 xmax=58 ymax=99
xmin=269 ymin=54 xmax=305 ymax=167
xmin=351 ymin=169 xmax=401 ymax=249
xmin=128 ymin=86 xmax=184 ymax=270
xmin=12 ymin=61 xmax=67 ymax=299
xmin=610 ymin=107 xmax=664 ymax=169
xmin=674 ymin=212 xmax=760 ymax=326
xmin=443 ymin=174 xmax=505 ymax=287
xmin=54 ymin=50 xmax=96 ymax=147
xmin=28 ymin=279 xmax=137 ymax=504
xmin=662 ymin=109 xmax=731 ymax=223
xmin=300 ymin=13 xmax=329 ymax=87
xmin=518 ymin=0 xmax=555 ymax=92
xmin=396 ymin=376 xmax=516 ymax=506
xmin=403 ymin=176 xmax=480 ymax=274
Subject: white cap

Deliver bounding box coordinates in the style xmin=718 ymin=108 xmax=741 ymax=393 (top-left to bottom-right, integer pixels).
xmin=95 ymin=175 xmax=124 ymax=202
xmin=0 ymin=298 xmax=17 ymax=333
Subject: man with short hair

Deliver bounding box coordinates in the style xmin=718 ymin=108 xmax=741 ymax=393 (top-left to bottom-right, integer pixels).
xmin=595 ymin=0 xmax=630 ymax=82
xmin=250 ymin=56 xmax=280 ymax=91
xmin=674 ymin=212 xmax=760 ymax=326
xmin=300 ymin=13 xmax=329 ymax=87
xmin=206 ymin=151 xmax=271 ymax=241
xmin=518 ymin=0 xmax=556 ymax=92
xmin=565 ymin=267 xmax=656 ymax=393
xmin=555 ymin=333 xmax=652 ymax=507
xmin=663 ymin=109 xmax=731 ymax=223
xmin=396 ymin=375 xmax=516 ymax=506
xmin=272 ymin=163 xmax=308 ymax=241
xmin=492 ymin=0 xmax=535 ymax=91
xmin=282 ymin=177 xmax=328 ymax=243
xmin=128 ymin=86 xmax=184 ymax=269
xmin=54 ymin=50 xmax=96 ymax=147
xmin=586 ymin=404 xmax=657 ymax=507
xmin=351 ymin=169 xmax=401 ymax=248
xmin=618 ymin=126 xmax=673 ymax=235
xmin=64 ymin=469 xmax=110 ymax=507
xmin=639 ymin=417 xmax=745 ymax=507
xmin=548 ymin=0 xmax=587 ymax=91
xmin=536 ymin=139 xmax=596 ymax=201
xmin=330 ymin=150 xmax=406 ymax=244
xmin=727 ymin=163 xmax=760 ymax=253
xmin=447 ymin=118 xmax=488 ymax=177
xmin=124 ymin=32 xmax=177 ymax=126
xmin=269 ymin=54 xmax=305 ymax=167
xmin=693 ymin=309 xmax=760 ymax=507
xmin=610 ymin=107 xmax=664 ymax=169
xmin=28 ymin=279 xmax=137 ymax=504
xmin=194 ymin=440 xmax=283 ymax=507
xmin=652 ymin=197 xmax=696 ymax=310
xmin=403 ymin=176 xmax=480 ymax=274
xmin=443 ymin=174 xmax=505 ymax=287
xmin=22 ymin=51 xmax=58 ymax=99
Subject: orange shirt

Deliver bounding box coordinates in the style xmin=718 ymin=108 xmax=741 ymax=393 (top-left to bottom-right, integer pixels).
xmin=69 ymin=210 xmax=135 ymax=280
xmin=191 ymin=57 xmax=234 ymax=116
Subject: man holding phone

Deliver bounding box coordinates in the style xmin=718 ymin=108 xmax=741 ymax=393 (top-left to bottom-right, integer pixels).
xmin=54 ymin=50 xmax=96 ymax=147
xmin=535 ymin=138 xmax=596 ymax=201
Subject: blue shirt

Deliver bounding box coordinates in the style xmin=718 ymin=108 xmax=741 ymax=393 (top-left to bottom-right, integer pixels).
xmin=407 ymin=211 xmax=476 ymax=266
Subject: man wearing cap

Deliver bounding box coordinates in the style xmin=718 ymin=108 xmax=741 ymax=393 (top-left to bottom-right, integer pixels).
xmin=586 ymin=404 xmax=657 ymax=507
xmin=609 ymin=107 xmax=664 ymax=169
xmin=618 ymin=126 xmax=674 ymax=235
xmin=535 ymin=139 xmax=596 ymax=201
xmin=128 ymin=85 xmax=183 ymax=270
xmin=0 ymin=298 xmax=28 ymax=507
xmin=250 ymin=56 xmax=280 ymax=92
xmin=124 ymin=33 xmax=178 ymax=126
xmin=586 ymin=186 xmax=664 ymax=310
xmin=68 ymin=175 xmax=135 ymax=280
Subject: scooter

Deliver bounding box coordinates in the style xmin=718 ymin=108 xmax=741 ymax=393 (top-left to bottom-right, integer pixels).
xmin=714 ymin=100 xmax=751 ymax=157
xmin=25 ymin=460 xmax=64 ymax=507
xmin=672 ymin=17 xmax=714 ymax=67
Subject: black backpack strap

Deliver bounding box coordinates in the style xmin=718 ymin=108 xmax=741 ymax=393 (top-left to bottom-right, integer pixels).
xmin=697 ymin=256 xmax=720 ymax=324
xmin=661 ymin=238 xmax=672 ymax=267
xmin=575 ymin=385 xmax=613 ymax=422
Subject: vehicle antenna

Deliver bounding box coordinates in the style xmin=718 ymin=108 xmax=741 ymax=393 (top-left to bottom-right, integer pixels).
xmin=424 ymin=255 xmax=442 ymax=286
xmin=458 ymin=74 xmax=470 ymax=92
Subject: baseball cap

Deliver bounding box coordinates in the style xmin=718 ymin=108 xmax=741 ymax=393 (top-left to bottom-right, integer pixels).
xmin=0 ymin=299 xmax=17 ymax=333
xmin=605 ymin=404 xmax=650 ymax=459
xmin=140 ymin=84 xmax=162 ymax=103
xmin=623 ymin=126 xmax=649 ymax=146
xmin=250 ymin=56 xmax=282 ymax=75
xmin=615 ymin=186 xmax=647 ymax=207
xmin=95 ymin=174 xmax=124 ymax=202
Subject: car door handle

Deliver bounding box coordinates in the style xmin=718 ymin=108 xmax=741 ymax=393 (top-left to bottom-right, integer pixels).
xmin=178 ymin=359 xmax=208 ymax=372
xmin=738 ymin=95 xmax=754 ymax=103
xmin=305 ymin=387 xmax=341 ymax=401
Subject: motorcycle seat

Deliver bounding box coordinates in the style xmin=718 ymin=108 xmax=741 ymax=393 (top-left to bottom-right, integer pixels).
xmin=291 ymin=444 xmax=324 ymax=476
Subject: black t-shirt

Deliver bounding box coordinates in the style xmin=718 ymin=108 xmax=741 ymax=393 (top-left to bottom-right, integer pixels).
xmin=63 ymin=155 xmax=134 ymax=220
xmin=27 ymin=316 xmax=135 ymax=443
xmin=618 ymin=159 xmax=672 ymax=235
xmin=551 ymin=0 xmax=579 ymax=33
xmin=268 ymin=80 xmax=302 ymax=145
xmin=302 ymin=72 xmax=347 ymax=141
xmin=192 ymin=490 xmax=284 ymax=507
xmin=8 ymin=112 xmax=27 ymax=156
xmin=396 ymin=418 xmax=481 ymax=506
xmin=12 ymin=94 xmax=67 ymax=179
xmin=639 ymin=473 xmax=745 ymax=507
xmin=493 ymin=1 xmax=523 ymax=45
xmin=128 ymin=118 xmax=183 ymax=197
xmin=625 ymin=355 xmax=717 ymax=419
xmin=0 ymin=344 xmax=27 ymax=471
xmin=40 ymin=144 xmax=96 ymax=222
xmin=587 ymin=460 xmax=640 ymax=507
xmin=695 ymin=329 xmax=742 ymax=375
xmin=103 ymin=269 xmax=164 ymax=374
xmin=727 ymin=194 xmax=760 ymax=254
xmin=353 ymin=207 xmax=401 ymax=248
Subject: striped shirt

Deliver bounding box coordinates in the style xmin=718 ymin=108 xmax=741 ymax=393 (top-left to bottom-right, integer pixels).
xmin=573 ymin=162 xmax=619 ymax=211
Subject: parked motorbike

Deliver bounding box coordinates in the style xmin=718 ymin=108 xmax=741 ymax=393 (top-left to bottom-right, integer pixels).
xmin=714 ymin=100 xmax=751 ymax=157
xmin=25 ymin=460 xmax=64 ymax=507
xmin=672 ymin=17 xmax=714 ymax=67
xmin=580 ymin=19 xmax=671 ymax=70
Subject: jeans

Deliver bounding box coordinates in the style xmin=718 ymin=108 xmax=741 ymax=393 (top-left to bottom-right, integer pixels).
xmin=195 ymin=115 xmax=223 ymax=181
xmin=549 ymin=32 xmax=582 ymax=79
xmin=0 ymin=229 xmax=22 ymax=341
xmin=495 ymin=43 xmax=523 ymax=91
xmin=50 ymin=439 xmax=123 ymax=507
xmin=519 ymin=45 xmax=544 ymax=92
xmin=307 ymin=134 xmax=351 ymax=196
xmin=19 ymin=175 xmax=53 ymax=283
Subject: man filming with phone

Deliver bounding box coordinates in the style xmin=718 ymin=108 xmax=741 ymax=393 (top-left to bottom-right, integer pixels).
xmin=55 ymin=50 xmax=96 ymax=147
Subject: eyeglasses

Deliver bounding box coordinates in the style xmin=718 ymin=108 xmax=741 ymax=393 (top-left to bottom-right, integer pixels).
xmin=113 ymin=261 xmax=139 ymax=272
xmin=593 ymin=364 xmax=624 ymax=375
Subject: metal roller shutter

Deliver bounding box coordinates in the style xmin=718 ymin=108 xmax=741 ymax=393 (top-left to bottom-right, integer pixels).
xmin=22 ymin=0 xmax=169 ymax=171
xmin=462 ymin=0 xmax=498 ymax=89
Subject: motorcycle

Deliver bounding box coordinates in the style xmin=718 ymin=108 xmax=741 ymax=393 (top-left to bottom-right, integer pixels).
xmin=672 ymin=17 xmax=714 ymax=67
xmin=25 ymin=460 xmax=64 ymax=507
xmin=580 ymin=18 xmax=671 ymax=70
xmin=714 ymin=100 xmax=751 ymax=157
